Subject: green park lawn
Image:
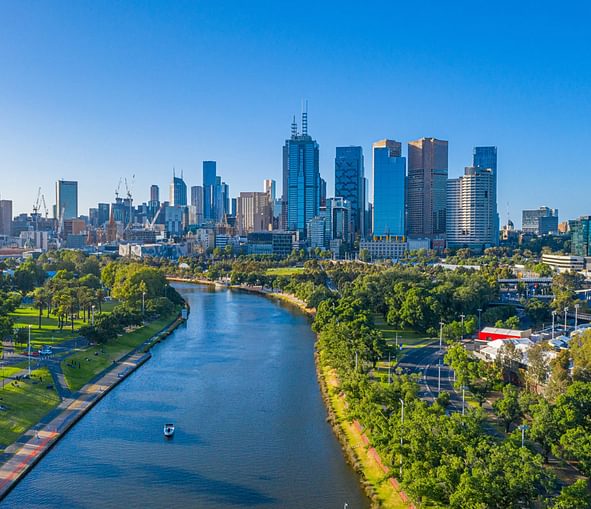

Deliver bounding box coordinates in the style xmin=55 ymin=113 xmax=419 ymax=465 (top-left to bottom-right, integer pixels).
xmin=61 ymin=311 xmax=179 ymax=392
xmin=373 ymin=313 xmax=433 ymax=350
xmin=0 ymin=368 xmax=60 ymax=449
xmin=265 ymin=267 xmax=305 ymax=276
xmin=9 ymin=302 xmax=117 ymax=350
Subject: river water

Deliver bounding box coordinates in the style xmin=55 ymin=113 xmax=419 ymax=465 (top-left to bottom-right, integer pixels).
xmin=2 ymin=283 xmax=369 ymax=509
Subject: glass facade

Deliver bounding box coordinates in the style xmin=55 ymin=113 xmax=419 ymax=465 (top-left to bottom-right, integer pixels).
xmin=56 ymin=180 xmax=78 ymax=220
xmin=335 ymin=146 xmax=364 ymax=238
xmin=372 ymin=140 xmax=405 ymax=237
xmin=169 ymin=176 xmax=187 ymax=206
xmin=570 ymin=216 xmax=591 ymax=256
xmin=203 ymin=161 xmax=217 ymax=221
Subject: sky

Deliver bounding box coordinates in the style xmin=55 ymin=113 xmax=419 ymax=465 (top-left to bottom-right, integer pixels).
xmin=0 ymin=1 xmax=590 ymax=226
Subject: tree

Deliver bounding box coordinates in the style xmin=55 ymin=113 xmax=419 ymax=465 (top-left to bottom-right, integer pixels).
xmin=526 ymin=342 xmax=551 ymax=388
xmin=529 ymin=399 xmax=560 ymax=463
xmin=552 ymin=480 xmax=591 ymax=509
xmin=524 ymin=298 xmax=550 ymax=326
xmin=31 ymin=287 xmax=49 ymax=329
xmin=359 ymin=248 xmax=370 ymax=262
xmin=493 ymin=384 xmax=522 ymax=432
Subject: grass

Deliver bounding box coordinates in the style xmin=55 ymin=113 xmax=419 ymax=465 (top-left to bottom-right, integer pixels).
xmin=10 ymin=303 xmax=117 ymax=350
xmin=373 ymin=313 xmax=433 ymax=352
xmin=322 ymin=364 xmax=409 ymax=509
xmin=61 ymin=311 xmax=179 ymax=392
xmin=265 ymin=267 xmax=305 ymax=276
xmin=0 ymin=368 xmax=60 ymax=448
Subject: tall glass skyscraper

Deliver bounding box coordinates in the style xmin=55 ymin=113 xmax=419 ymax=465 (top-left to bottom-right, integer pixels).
xmin=203 ymin=161 xmax=217 ymax=221
xmin=169 ymin=173 xmax=187 ymax=206
xmin=282 ymin=111 xmax=320 ymax=236
xmin=55 ymin=180 xmax=78 ymax=220
xmin=473 ymin=146 xmax=499 ymax=241
xmin=372 ymin=140 xmax=405 ymax=237
xmin=335 ymin=146 xmax=364 ymax=238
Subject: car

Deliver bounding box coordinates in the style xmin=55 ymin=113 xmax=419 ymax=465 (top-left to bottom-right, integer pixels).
xmin=39 ymin=346 xmax=53 ymax=355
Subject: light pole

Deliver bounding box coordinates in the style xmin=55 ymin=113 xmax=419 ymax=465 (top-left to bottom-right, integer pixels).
xmin=439 ymin=321 xmax=444 ymax=393
xmin=518 ymin=424 xmax=529 ymax=447
xmin=142 ymin=292 xmax=146 ymax=318
xmin=439 ymin=321 xmax=444 ymax=353
xmin=552 ymin=310 xmax=556 ymax=340
xmin=564 ymin=307 xmax=568 ymax=333
xmin=477 ymin=308 xmax=482 ymax=333
xmin=91 ymin=305 xmax=95 ymax=327
xmin=460 ymin=314 xmax=465 ymax=342
xmin=399 ymin=398 xmax=404 ymax=477
xmin=28 ymin=325 xmax=32 ymax=377
xmin=388 ymin=352 xmax=392 ymax=384
xmin=462 ymin=386 xmax=466 ymax=416
xmin=575 ymin=303 xmax=580 ymax=330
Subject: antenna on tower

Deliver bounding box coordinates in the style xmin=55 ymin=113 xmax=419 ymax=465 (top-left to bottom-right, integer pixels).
xmin=301 ymin=99 xmax=308 ymax=136
xmin=291 ymin=115 xmax=298 ymax=138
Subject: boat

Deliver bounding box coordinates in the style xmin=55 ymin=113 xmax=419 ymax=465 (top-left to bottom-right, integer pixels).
xmin=163 ymin=423 xmax=175 ymax=437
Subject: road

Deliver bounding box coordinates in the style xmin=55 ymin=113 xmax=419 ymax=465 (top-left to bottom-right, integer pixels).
xmin=398 ymin=342 xmax=466 ymax=414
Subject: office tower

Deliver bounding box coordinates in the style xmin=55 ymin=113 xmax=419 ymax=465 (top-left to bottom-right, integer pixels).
xmin=0 ymin=200 xmax=12 ymax=236
xmin=150 ymin=185 xmax=160 ymax=205
xmin=222 ymin=182 xmax=230 ymax=218
xmin=473 ymin=146 xmax=499 ymax=239
xmin=282 ymin=109 xmax=320 ymax=236
xmin=320 ymin=177 xmax=327 ymax=207
xmin=335 ymin=146 xmax=364 ymax=239
xmin=263 ymin=179 xmax=276 ymax=202
xmin=231 ymin=198 xmax=237 ymax=218
xmin=325 ymin=197 xmax=351 ymax=243
xmin=372 ymin=140 xmax=405 ymax=237
xmin=236 ymin=192 xmax=272 ymax=234
xmin=55 ymin=180 xmax=78 ymax=220
xmin=203 ymin=161 xmax=217 ymax=221
xmin=522 ymin=207 xmax=559 ymax=235
xmin=97 ymin=203 xmax=110 ymax=227
xmin=190 ymin=186 xmax=204 ymax=225
xmin=169 ymin=172 xmax=187 ymax=207
xmin=447 ymin=166 xmax=498 ymax=249
xmin=407 ymin=138 xmax=448 ymax=238
xmin=570 ymin=217 xmax=591 ymax=256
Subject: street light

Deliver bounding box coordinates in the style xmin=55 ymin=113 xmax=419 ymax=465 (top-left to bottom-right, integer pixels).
xmin=518 ymin=424 xmax=529 ymax=447
xmin=564 ymin=307 xmax=568 ymax=333
xmin=460 ymin=314 xmax=465 ymax=342
xmin=575 ymin=303 xmax=580 ymax=330
xmin=91 ymin=305 xmax=95 ymax=327
xmin=552 ymin=310 xmax=556 ymax=340
xmin=399 ymin=398 xmax=404 ymax=477
xmin=462 ymin=386 xmax=466 ymax=416
xmin=477 ymin=308 xmax=482 ymax=333
xmin=27 ymin=325 xmax=32 ymax=377
xmin=142 ymin=291 xmax=146 ymax=318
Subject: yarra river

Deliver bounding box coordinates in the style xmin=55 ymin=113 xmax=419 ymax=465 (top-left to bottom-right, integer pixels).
xmin=2 ymin=283 xmax=369 ymax=508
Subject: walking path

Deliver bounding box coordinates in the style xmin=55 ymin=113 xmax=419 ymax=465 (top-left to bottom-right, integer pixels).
xmin=0 ymin=315 xmax=183 ymax=500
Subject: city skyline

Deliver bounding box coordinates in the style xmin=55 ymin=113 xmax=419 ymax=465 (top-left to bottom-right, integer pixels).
xmin=1 ymin=2 xmax=591 ymax=225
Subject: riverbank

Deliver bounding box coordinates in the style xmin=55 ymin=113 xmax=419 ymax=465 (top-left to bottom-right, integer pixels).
xmin=0 ymin=311 xmax=184 ymax=500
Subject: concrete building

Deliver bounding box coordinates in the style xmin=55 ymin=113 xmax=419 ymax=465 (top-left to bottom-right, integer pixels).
xmin=335 ymin=146 xmax=365 ymax=238
xmin=522 ymin=207 xmax=559 ymax=235
xmin=282 ymin=110 xmax=320 ymax=236
xmin=447 ymin=166 xmax=498 ymax=249
xmin=236 ymin=192 xmax=272 ymax=234
xmin=307 ymin=216 xmax=327 ymax=249
xmin=541 ymin=254 xmax=586 ymax=273
xmin=190 ymin=186 xmax=203 ymax=225
xmin=0 ymin=200 xmax=12 ymax=236
xmin=372 ymin=140 xmax=405 ymax=237
xmin=247 ymin=231 xmax=295 ymax=257
xmin=407 ymin=138 xmax=448 ymax=239
xmin=55 ymin=180 xmax=78 ymax=220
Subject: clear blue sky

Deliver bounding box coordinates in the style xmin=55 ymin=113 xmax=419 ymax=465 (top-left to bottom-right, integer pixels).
xmin=1 ymin=1 xmax=590 ymax=226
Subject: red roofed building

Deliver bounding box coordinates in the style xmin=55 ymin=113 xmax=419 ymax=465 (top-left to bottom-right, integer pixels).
xmin=477 ymin=327 xmax=532 ymax=342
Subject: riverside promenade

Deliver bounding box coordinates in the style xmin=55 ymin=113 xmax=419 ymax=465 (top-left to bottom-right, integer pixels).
xmin=0 ymin=315 xmax=183 ymax=500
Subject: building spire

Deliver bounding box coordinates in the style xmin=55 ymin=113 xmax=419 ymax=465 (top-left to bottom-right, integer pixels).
xmin=291 ymin=115 xmax=298 ymax=138
xmin=301 ymin=99 xmax=308 ymax=136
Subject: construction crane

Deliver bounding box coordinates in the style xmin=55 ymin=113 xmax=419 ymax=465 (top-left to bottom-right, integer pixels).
xmin=123 ymin=174 xmax=135 ymax=231
xmin=32 ymin=187 xmax=42 ymax=216
xmin=115 ymin=178 xmax=123 ymax=200
xmin=40 ymin=194 xmax=49 ymax=218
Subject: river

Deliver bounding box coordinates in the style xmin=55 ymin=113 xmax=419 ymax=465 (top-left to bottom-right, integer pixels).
xmin=2 ymin=283 xmax=369 ymax=509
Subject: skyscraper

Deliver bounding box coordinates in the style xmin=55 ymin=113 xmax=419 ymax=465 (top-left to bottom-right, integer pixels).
xmin=522 ymin=207 xmax=559 ymax=235
xmin=203 ymin=161 xmax=217 ymax=221
xmin=55 ymin=180 xmax=78 ymax=220
xmin=372 ymin=140 xmax=405 ymax=237
xmin=169 ymin=173 xmax=187 ymax=206
xmin=282 ymin=109 xmax=320 ymax=236
xmin=190 ymin=186 xmax=204 ymax=225
xmin=570 ymin=216 xmax=591 ymax=256
xmin=150 ymin=185 xmax=160 ymax=207
xmin=335 ymin=146 xmax=365 ymax=238
xmin=0 ymin=200 xmax=12 ymax=236
xmin=236 ymin=192 xmax=272 ymax=234
xmin=407 ymin=138 xmax=448 ymax=238
xmin=473 ymin=146 xmax=499 ymax=240
xmin=97 ymin=203 xmax=110 ymax=226
xmin=447 ymin=166 xmax=498 ymax=249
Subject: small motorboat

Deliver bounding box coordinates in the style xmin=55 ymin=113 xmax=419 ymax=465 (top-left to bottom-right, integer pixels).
xmin=163 ymin=423 xmax=175 ymax=437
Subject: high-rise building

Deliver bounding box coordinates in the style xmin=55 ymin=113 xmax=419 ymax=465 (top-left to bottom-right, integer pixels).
xmin=325 ymin=197 xmax=352 ymax=244
xmin=190 ymin=186 xmax=204 ymax=225
xmin=236 ymin=192 xmax=272 ymax=234
xmin=372 ymin=140 xmax=405 ymax=237
xmin=263 ymin=179 xmax=276 ymax=202
xmin=282 ymin=110 xmax=320 ymax=236
xmin=407 ymin=138 xmax=448 ymax=238
xmin=150 ymin=185 xmax=160 ymax=207
xmin=97 ymin=203 xmax=110 ymax=227
xmin=55 ymin=180 xmax=78 ymax=220
xmin=335 ymin=146 xmax=365 ymax=238
xmin=203 ymin=161 xmax=217 ymax=221
xmin=447 ymin=166 xmax=498 ymax=249
xmin=570 ymin=216 xmax=591 ymax=256
xmin=522 ymin=207 xmax=559 ymax=235
xmin=473 ymin=146 xmax=499 ymax=240
xmin=320 ymin=177 xmax=327 ymax=208
xmin=0 ymin=200 xmax=12 ymax=236
xmin=169 ymin=173 xmax=187 ymax=207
